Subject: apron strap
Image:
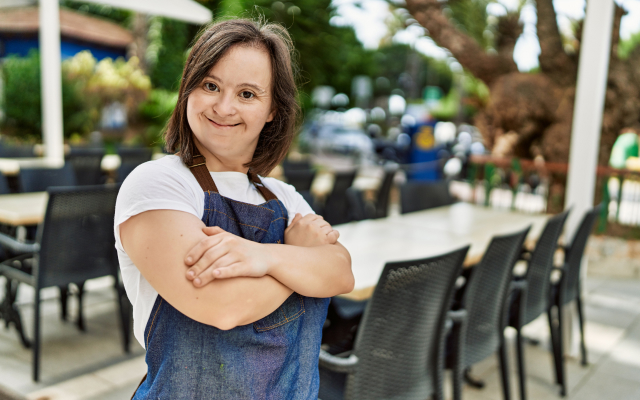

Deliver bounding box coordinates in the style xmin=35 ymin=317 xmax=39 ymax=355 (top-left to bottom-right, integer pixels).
xmin=186 ymin=146 xmax=278 ymax=202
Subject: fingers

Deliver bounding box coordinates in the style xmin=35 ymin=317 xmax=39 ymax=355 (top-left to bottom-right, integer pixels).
xmin=327 ymin=229 xmax=340 ymax=244
xmin=202 ymin=226 xmax=225 ymax=236
xmin=191 ymin=253 xmax=238 ymax=287
xmin=210 ymin=263 xmax=247 ymax=280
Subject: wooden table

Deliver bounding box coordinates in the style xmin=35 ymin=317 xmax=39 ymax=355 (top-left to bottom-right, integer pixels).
xmin=337 ymin=202 xmax=550 ymax=300
xmin=0 ymin=192 xmax=48 ymax=226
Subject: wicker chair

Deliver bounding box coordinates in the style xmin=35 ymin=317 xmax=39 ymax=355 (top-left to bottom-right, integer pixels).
xmin=346 ymin=167 xmax=397 ymax=221
xmin=0 ymin=185 xmax=130 ymax=381
xmin=508 ymin=210 xmax=570 ymax=400
xmin=321 ymin=170 xmax=357 ymax=225
xmin=447 ymin=227 xmax=531 ymax=400
xmin=18 ymin=164 xmax=77 ymax=193
xmin=548 ymin=204 xmax=602 ymax=396
xmin=318 ymin=246 xmax=470 ymax=400
xmin=66 ymin=147 xmax=105 ymax=186
xmin=400 ymin=180 xmax=455 ymax=214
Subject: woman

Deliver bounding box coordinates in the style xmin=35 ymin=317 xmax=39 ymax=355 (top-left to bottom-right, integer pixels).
xmin=115 ymin=19 xmax=354 ymax=399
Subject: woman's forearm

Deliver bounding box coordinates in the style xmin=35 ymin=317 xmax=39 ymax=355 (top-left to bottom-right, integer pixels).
xmin=121 ymin=210 xmax=293 ymax=330
xmin=265 ymin=242 xmax=354 ymax=298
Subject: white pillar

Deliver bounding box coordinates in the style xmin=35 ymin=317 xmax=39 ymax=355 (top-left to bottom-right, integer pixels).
xmin=39 ymin=0 xmax=64 ymax=164
xmin=564 ymin=0 xmax=615 ymax=237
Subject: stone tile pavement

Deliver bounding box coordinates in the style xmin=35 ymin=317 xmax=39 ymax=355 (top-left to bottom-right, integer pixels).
xmin=1 ymin=275 xmax=640 ymax=399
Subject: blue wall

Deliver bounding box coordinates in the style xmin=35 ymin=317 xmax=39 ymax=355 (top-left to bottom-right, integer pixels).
xmin=1 ymin=37 xmax=126 ymax=60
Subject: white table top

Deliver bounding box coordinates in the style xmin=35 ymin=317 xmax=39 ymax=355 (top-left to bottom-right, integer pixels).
xmin=337 ymin=202 xmax=550 ymax=300
xmin=0 ymin=192 xmax=48 ymax=226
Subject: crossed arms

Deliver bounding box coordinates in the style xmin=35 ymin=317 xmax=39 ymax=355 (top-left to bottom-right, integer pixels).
xmin=120 ymin=210 xmax=354 ymax=330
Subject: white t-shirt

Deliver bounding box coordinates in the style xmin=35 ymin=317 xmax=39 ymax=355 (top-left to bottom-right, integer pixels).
xmin=114 ymin=155 xmax=314 ymax=348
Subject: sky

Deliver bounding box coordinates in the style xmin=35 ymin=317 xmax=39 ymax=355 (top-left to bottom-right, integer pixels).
xmin=333 ymin=0 xmax=640 ymax=71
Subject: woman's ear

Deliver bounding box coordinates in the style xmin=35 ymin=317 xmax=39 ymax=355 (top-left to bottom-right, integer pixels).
xmin=267 ymin=108 xmax=276 ymax=123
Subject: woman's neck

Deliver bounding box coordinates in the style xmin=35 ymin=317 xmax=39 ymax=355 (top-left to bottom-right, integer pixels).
xmin=193 ymin=140 xmax=250 ymax=173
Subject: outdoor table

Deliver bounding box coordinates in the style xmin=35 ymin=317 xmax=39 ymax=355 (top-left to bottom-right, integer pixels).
xmin=337 ymin=202 xmax=550 ymax=300
xmin=0 ymin=192 xmax=48 ymax=226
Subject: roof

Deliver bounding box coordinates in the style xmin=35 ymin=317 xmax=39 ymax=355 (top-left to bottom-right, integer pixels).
xmin=0 ymin=6 xmax=133 ymax=48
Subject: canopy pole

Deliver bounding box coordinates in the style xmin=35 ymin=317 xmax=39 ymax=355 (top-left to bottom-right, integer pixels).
xmin=39 ymin=0 xmax=64 ymax=164
xmin=564 ymin=0 xmax=615 ymax=236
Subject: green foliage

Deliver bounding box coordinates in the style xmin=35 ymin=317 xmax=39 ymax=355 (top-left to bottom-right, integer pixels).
xmin=138 ymin=89 xmax=179 ymax=148
xmin=372 ymin=43 xmax=453 ymax=98
xmin=2 ymin=50 xmax=92 ymax=141
xmin=148 ymin=18 xmax=190 ymax=90
xmin=619 ymin=30 xmax=640 ymax=60
xmin=2 ymin=50 xmax=151 ymax=142
xmin=446 ymin=0 xmax=493 ymax=49
xmin=431 ymin=87 xmax=460 ymax=121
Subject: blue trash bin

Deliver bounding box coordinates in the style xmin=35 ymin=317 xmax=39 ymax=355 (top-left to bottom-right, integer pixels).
xmin=407 ymin=122 xmax=442 ymax=181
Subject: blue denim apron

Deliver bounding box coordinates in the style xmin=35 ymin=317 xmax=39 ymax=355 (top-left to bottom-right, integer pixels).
xmin=132 ymin=153 xmax=330 ymax=399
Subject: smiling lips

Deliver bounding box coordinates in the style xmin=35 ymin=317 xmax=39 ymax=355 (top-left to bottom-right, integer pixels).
xmin=206 ymin=116 xmax=240 ymax=128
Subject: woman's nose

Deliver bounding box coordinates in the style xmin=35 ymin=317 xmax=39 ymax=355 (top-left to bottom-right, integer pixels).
xmin=213 ymin=93 xmax=236 ymax=117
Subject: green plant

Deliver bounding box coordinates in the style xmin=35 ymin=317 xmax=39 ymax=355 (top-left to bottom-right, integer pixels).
xmin=138 ymin=89 xmax=179 ymax=148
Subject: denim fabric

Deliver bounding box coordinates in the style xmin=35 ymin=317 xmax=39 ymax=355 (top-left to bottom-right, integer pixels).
xmin=134 ymin=190 xmax=330 ymax=399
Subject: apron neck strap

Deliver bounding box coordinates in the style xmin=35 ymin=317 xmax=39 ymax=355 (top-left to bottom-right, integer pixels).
xmin=186 ymin=146 xmax=278 ymax=202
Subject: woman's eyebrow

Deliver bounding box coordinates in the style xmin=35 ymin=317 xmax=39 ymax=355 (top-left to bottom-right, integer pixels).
xmin=206 ymin=74 xmax=266 ymax=94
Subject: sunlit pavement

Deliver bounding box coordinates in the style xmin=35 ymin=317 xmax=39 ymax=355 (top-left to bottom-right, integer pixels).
xmin=1 ymin=275 xmax=640 ymax=399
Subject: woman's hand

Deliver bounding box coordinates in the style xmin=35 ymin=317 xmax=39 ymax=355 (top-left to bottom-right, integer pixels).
xmin=184 ymin=227 xmax=275 ymax=287
xmin=284 ymin=213 xmax=340 ymax=247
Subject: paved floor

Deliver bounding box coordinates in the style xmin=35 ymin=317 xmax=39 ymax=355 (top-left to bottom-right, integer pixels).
xmin=1 ymin=275 xmax=639 ymax=399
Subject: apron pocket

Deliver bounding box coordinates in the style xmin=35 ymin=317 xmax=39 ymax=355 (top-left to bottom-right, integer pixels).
xmin=253 ymin=293 xmax=305 ymax=332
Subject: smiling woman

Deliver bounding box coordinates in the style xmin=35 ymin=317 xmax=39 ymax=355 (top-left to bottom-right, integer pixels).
xmin=115 ymin=18 xmax=353 ymax=400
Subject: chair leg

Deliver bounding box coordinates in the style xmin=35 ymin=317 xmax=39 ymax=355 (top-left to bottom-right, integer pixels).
xmin=515 ymin=328 xmax=527 ymax=400
xmin=498 ymin=339 xmax=511 ymax=400
xmin=576 ymin=295 xmax=588 ymax=366
xmin=32 ymin=289 xmax=41 ymax=382
xmin=463 ymin=368 xmax=485 ymax=388
xmin=1 ymin=279 xmax=31 ymax=348
xmin=556 ymin=303 xmax=567 ymax=397
xmin=115 ymin=280 xmax=131 ymax=353
xmin=59 ymin=285 xmax=68 ymax=321
xmin=76 ymin=282 xmax=85 ymax=332
xmin=547 ymin=307 xmax=562 ymax=385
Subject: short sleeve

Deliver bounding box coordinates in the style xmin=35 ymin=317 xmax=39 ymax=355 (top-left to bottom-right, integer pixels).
xmin=114 ymin=161 xmax=202 ymax=253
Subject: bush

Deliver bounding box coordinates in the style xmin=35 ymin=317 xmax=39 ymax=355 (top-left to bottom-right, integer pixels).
xmin=138 ymin=89 xmax=178 ymax=148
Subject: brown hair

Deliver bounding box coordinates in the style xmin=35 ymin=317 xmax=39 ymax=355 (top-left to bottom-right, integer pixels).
xmin=164 ymin=18 xmax=300 ymax=176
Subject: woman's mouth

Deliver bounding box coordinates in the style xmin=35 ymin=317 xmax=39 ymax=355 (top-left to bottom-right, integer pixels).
xmin=206 ymin=117 xmax=240 ymax=128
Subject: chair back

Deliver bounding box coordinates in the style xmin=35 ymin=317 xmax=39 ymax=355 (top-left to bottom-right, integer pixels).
xmin=323 ymin=170 xmax=356 ymax=225
xmin=284 ymin=169 xmax=316 ymax=192
xmin=375 ymin=167 xmax=397 ymax=218
xmin=35 ymin=184 xmax=120 ymax=288
xmin=19 ymin=164 xmax=77 ymax=193
xmin=66 ymin=147 xmax=105 ymax=186
xmin=563 ymin=204 xmax=602 ymax=303
xmin=117 ymin=147 xmax=152 ymax=182
xmin=282 ymin=159 xmax=312 ymax=171
xmin=522 ymin=210 xmax=570 ymax=325
xmin=0 ymin=173 xmax=11 ymax=195
xmin=461 ymin=227 xmax=531 ymax=367
xmin=400 ymin=180 xmax=454 ymax=214
xmin=345 ymin=246 xmax=469 ymax=399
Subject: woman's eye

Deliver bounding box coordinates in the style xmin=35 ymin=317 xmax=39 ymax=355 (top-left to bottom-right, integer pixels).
xmin=204 ymin=82 xmax=218 ymax=91
xmin=240 ymin=91 xmax=254 ymax=99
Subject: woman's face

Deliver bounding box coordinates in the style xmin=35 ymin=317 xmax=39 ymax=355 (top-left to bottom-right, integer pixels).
xmin=187 ymin=45 xmax=275 ymax=172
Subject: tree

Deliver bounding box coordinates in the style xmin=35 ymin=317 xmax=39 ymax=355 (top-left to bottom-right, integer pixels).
xmin=404 ymin=0 xmax=640 ymax=165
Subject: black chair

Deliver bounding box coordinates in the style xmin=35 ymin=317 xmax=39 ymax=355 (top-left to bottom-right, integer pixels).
xmin=66 ymin=147 xmax=105 ymax=186
xmin=346 ymin=167 xmax=397 ymax=221
xmin=447 ymin=227 xmax=531 ymax=400
xmin=117 ymin=147 xmax=152 ymax=182
xmin=548 ymin=204 xmax=602 ymax=396
xmin=0 ymin=173 xmax=11 ymax=195
xmin=282 ymin=159 xmax=312 ymax=171
xmin=321 ymin=170 xmax=357 ymax=225
xmin=18 ymin=164 xmax=77 ymax=193
xmin=508 ymin=210 xmax=570 ymax=400
xmin=284 ymin=169 xmax=316 ymax=192
xmin=400 ymin=180 xmax=454 ymax=214
xmin=0 ymin=143 xmax=35 ymax=158
xmin=318 ymin=246 xmax=470 ymax=400
xmin=0 ymin=185 xmax=130 ymax=381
